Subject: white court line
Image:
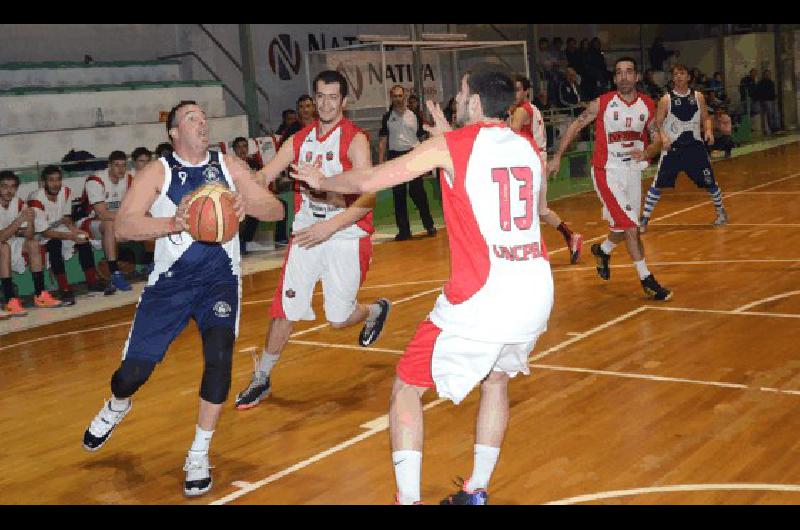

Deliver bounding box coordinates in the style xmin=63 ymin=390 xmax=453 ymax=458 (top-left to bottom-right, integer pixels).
xmin=0 ymin=320 xmax=131 ymax=352
xmin=531 ymin=363 xmax=800 ymax=397
xmin=209 ymin=306 xmax=648 ymax=505
xmin=651 ymin=223 xmax=800 ymax=228
xmin=733 ymin=290 xmax=800 ymax=313
xmin=644 ymin=305 xmax=800 ymax=319
xmin=287 ymin=339 xmax=403 ymax=355
xmin=551 ymin=258 xmax=800 ymax=274
xmin=545 ymin=483 xmax=800 ymax=505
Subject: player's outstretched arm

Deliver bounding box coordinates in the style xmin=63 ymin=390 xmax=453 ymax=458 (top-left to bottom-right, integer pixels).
xmin=225 ymin=154 xmax=285 ymax=222
xmin=253 ymin=136 xmax=296 ymax=188
xmin=294 ymin=135 xmax=452 ymax=194
xmin=115 ymin=160 xmax=184 ymax=241
xmin=547 ymin=98 xmax=598 ymax=177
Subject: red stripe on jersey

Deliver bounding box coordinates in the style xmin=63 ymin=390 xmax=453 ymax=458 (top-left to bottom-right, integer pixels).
xmin=441 ymin=123 xmax=491 ymax=305
xmin=28 ymin=199 xmax=44 ymax=210
xmin=17 ymin=198 xmax=24 ymax=211
xmin=593 ymin=167 xmax=636 ymax=230
xmin=270 ymin=236 xmax=295 ymax=320
xmin=592 ymin=92 xmax=615 ymax=168
xmin=292 ymin=123 xmax=316 ymax=164
xmin=337 ymin=122 xmax=374 ymax=235
xmin=64 ymin=187 xmax=71 ymax=201
xmin=396 ymin=319 xmax=440 ymax=388
xmin=358 ymin=235 xmax=372 ymax=286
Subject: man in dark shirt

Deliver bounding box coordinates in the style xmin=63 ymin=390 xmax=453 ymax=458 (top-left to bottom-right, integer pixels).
xmin=739 ymin=69 xmax=758 ymax=116
xmin=756 ymin=69 xmax=780 ymax=135
xmin=275 ymin=109 xmax=298 ymax=138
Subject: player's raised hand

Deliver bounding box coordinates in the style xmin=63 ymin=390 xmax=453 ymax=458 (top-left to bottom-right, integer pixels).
xmin=423 ymin=100 xmax=452 ymax=136
xmin=291 ymin=162 xmax=325 ymax=190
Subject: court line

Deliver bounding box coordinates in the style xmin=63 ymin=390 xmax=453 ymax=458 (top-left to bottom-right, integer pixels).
xmin=643 ymin=306 xmax=800 ymax=319
xmin=733 ymin=290 xmax=800 ymax=313
xmin=544 ymin=483 xmax=800 ymax=505
xmin=0 ymin=321 xmax=132 ymax=352
xmin=287 ymin=339 xmax=403 ymax=355
xmin=551 ymin=258 xmax=800 ymax=274
xmin=209 ymin=306 xmax=647 ymax=505
xmin=650 ymin=223 xmax=800 ymax=228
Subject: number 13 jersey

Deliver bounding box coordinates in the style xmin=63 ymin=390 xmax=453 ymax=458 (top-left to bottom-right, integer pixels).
xmin=430 ymin=122 xmax=553 ymax=343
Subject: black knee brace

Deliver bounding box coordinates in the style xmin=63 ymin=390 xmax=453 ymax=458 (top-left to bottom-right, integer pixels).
xmin=110 ymin=358 xmax=157 ymax=398
xmin=46 ymin=239 xmax=65 ymax=274
xmin=199 ymin=326 xmax=235 ymax=404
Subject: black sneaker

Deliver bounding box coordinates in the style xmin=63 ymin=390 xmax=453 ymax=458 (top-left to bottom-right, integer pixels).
xmin=184 ymin=451 xmax=213 ymax=497
xmin=426 ymin=227 xmax=437 ymax=237
xmin=87 ymin=282 xmax=106 ymax=295
xmin=83 ymin=399 xmax=132 ymax=451
xmin=359 ymin=298 xmax=392 ymax=347
xmin=234 ymin=372 xmax=271 ymax=410
xmin=59 ymin=290 xmax=77 ymax=306
xmin=440 ymin=478 xmax=488 ymax=505
xmin=590 ymin=243 xmax=612 ymax=281
xmin=394 ymin=233 xmax=412 ymax=242
xmin=640 ymin=274 xmax=672 ymax=301
xmin=104 ymin=283 xmax=117 ymax=296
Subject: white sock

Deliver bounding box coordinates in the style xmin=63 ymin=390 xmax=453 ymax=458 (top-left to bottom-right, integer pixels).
xmin=466 ymin=444 xmax=500 ymax=491
xmin=190 ymin=425 xmax=214 ymax=454
xmin=257 ymin=351 xmax=281 ymax=377
xmin=109 ymin=396 xmax=130 ymax=412
xmin=366 ymin=302 xmax=382 ymax=321
xmin=634 ymin=259 xmax=651 ymax=280
xmin=392 ymin=450 xmax=422 ymax=504
xmin=600 ymin=239 xmax=616 ymax=254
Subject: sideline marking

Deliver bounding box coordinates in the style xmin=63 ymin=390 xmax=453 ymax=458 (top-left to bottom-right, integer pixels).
xmin=545 ymin=483 xmax=800 ymax=505
xmin=733 ymin=290 xmax=800 ymax=313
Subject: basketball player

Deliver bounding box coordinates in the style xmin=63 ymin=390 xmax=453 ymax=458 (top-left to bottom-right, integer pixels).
xmin=0 ymin=170 xmax=64 ymax=316
xmin=510 ymin=76 xmax=583 ymax=264
xmin=296 ymin=68 xmax=553 ymax=505
xmin=233 ymin=70 xmax=391 ymax=410
xmin=547 ymin=57 xmax=672 ymax=301
xmin=28 ymin=165 xmax=105 ymax=305
xmin=77 ymin=150 xmax=134 ymax=294
xmin=81 ymin=100 xmax=284 ymax=497
xmin=639 ymin=64 xmax=729 ymax=232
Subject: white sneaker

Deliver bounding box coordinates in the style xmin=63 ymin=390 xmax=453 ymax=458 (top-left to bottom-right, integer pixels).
xmin=82 ymin=399 xmax=132 ymax=451
xmin=714 ymin=210 xmax=729 ymax=226
xmin=184 ymin=451 xmax=213 ymax=497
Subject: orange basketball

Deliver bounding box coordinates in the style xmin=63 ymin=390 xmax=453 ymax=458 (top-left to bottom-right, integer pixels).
xmin=185 ymin=184 xmax=240 ymax=244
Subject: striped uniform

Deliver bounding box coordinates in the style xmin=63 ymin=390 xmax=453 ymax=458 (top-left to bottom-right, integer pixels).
xmin=0 ymin=196 xmax=29 ymax=274
xmin=120 ymin=150 xmax=241 ymax=363
xmin=397 ymin=122 xmax=553 ymax=405
xmin=28 ymin=186 xmax=78 ymax=262
xmin=590 ymin=91 xmax=656 ymax=230
xmin=271 ymin=117 xmax=374 ymax=324
xmin=513 ymin=100 xmax=547 ymax=153
xmin=77 ymin=170 xmax=133 ymax=241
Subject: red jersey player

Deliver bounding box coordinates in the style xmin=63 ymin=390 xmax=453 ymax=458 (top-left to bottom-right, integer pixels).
xmin=296 ymin=68 xmax=554 ymax=505
xmin=547 ymin=57 xmax=671 ymax=301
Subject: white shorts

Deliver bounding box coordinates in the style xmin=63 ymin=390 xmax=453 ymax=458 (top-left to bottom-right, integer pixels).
xmin=5 ymin=236 xmax=28 ymax=274
xmin=591 ymin=166 xmax=641 ymax=231
xmin=397 ymin=319 xmax=542 ymax=405
xmin=76 ymin=218 xmax=106 ymax=250
xmin=271 ymin=236 xmax=372 ymax=323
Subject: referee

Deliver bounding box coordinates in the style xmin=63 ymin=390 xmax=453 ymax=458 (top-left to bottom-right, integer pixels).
xmin=379 ymin=85 xmax=436 ymax=241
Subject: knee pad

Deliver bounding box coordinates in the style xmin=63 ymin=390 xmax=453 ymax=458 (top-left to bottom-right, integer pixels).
xmin=46 ymin=239 xmax=65 ymax=273
xmin=111 ymin=358 xmax=157 ymax=398
xmin=199 ymin=326 xmax=235 ymax=404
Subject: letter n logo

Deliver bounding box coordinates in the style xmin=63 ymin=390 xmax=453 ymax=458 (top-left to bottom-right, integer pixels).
xmin=269 ymin=34 xmax=302 ymax=81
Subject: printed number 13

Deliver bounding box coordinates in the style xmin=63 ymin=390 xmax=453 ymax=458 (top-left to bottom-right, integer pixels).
xmin=492 ymin=167 xmax=534 ymax=231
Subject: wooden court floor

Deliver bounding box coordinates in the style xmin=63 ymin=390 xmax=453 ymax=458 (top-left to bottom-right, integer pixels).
xmin=3 ymin=143 xmax=800 ymax=505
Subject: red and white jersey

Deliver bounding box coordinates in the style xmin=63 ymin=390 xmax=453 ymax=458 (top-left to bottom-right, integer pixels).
xmin=28 ymin=186 xmax=72 ymax=233
xmin=291 ymin=118 xmax=373 ymax=239
xmin=512 ymin=101 xmax=546 ymax=153
xmin=0 ymin=195 xmax=26 ymax=231
xmin=592 ymin=91 xmax=656 ymax=171
xmin=429 ymin=123 xmax=554 ymax=343
xmin=82 ymin=170 xmax=133 ymax=218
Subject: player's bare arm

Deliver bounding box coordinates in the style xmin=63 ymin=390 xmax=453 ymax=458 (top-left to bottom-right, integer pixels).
xmin=696 ymin=91 xmax=714 ymax=144
xmin=0 ymin=208 xmax=33 ymax=242
xmin=538 ymin=155 xmax=551 ymax=217
xmin=295 ymin=135 xmax=452 ymax=194
xmin=293 ymin=132 xmax=376 ymax=249
xmin=508 ymin=107 xmax=530 ymax=133
xmin=547 ymin=98 xmax=599 ymax=176
xmin=656 ymin=94 xmax=672 ymax=149
xmin=253 ymin=137 xmax=296 ymax=188
xmin=378 ymin=135 xmax=388 ymax=164
xmin=224 ymin=154 xmax=285 ymax=222
xmin=91 ymin=202 xmax=116 ymax=222
xmin=115 ymin=160 xmax=187 ymax=241
xmin=423 ymin=100 xmax=453 ymax=136
xmin=631 ymin=117 xmax=663 ymax=161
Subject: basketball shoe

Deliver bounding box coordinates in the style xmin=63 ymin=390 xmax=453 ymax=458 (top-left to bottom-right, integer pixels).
xmin=110 ymin=271 xmax=132 ymax=291
xmin=4 ymin=297 xmax=28 ymax=317
xmin=184 ymin=451 xmax=213 ymax=497
xmin=590 ymin=244 xmax=612 ymax=281
xmin=359 ymin=298 xmax=392 ymax=347
xmin=235 ymin=371 xmax=271 ymax=410
xmin=713 ymin=209 xmax=728 ymax=226
xmin=82 ymin=399 xmax=132 ymax=451
xmin=641 ymin=274 xmax=672 ymax=301
xmin=58 ymin=290 xmax=77 ymax=306
xmin=440 ymin=478 xmax=489 ymax=505
xmin=569 ymin=233 xmax=584 ymax=264
xmin=34 ymin=291 xmax=65 ymax=308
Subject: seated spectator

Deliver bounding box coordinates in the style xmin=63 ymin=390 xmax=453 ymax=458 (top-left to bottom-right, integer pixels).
xmin=155 ymin=142 xmax=173 ymax=158
xmin=1 ymin=170 xmax=63 ymax=318
xmin=131 ymin=147 xmax=152 ymax=176
xmin=557 ymin=67 xmax=585 ymax=113
xmin=275 ymin=109 xmax=298 ymax=138
xmin=642 ymin=69 xmax=664 ymax=100
xmin=76 ymin=150 xmax=133 ymax=294
xmin=565 ymin=37 xmax=582 ymax=74
xmin=279 ymin=94 xmax=317 ymax=146
xmin=552 ymin=37 xmax=567 ymax=70
xmin=28 ymin=165 xmax=105 ymax=304
xmin=709 ymin=106 xmax=735 ymax=157
xmin=130 ymin=147 xmax=155 ymax=272
xmin=707 ymin=72 xmax=724 ymax=98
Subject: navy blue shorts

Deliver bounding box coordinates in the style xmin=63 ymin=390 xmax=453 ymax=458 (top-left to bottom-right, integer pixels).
xmin=654 ymin=143 xmax=716 ymax=189
xmin=122 ymin=271 xmax=240 ymax=363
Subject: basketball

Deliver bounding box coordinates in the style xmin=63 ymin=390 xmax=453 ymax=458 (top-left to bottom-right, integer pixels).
xmin=185 ymin=184 xmax=239 ymax=244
